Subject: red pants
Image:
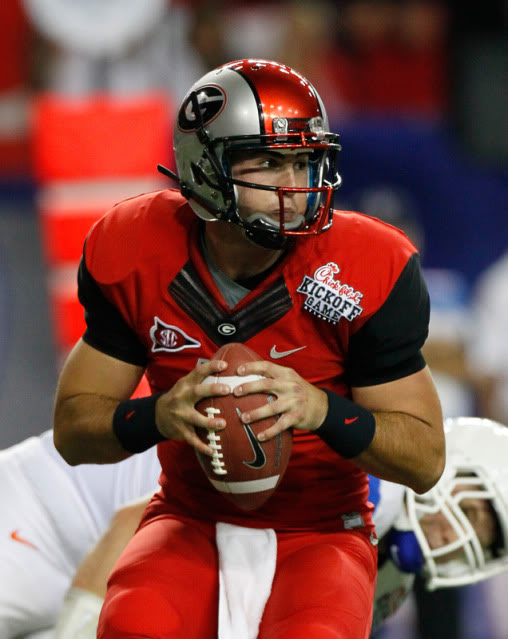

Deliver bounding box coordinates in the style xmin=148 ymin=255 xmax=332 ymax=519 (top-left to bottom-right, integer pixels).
xmin=98 ymin=515 xmax=377 ymax=639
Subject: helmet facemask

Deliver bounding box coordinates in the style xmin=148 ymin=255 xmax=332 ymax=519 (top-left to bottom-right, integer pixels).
xmin=406 ymin=468 xmax=508 ymax=590
xmin=219 ymin=133 xmax=341 ymax=249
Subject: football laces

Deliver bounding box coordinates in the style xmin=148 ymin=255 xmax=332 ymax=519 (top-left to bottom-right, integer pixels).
xmin=204 ymin=407 xmax=226 ymax=475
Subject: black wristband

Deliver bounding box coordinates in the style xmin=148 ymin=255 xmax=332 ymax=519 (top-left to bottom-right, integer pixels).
xmin=112 ymin=392 xmax=166 ymax=453
xmin=316 ymin=388 xmax=376 ymax=458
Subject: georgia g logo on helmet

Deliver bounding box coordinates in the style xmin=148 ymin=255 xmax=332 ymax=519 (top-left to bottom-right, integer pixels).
xmin=178 ymin=86 xmax=226 ymax=132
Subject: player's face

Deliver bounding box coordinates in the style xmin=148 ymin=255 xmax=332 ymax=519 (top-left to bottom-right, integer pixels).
xmin=230 ymin=149 xmax=311 ymax=229
xmin=419 ymin=483 xmax=497 ymax=563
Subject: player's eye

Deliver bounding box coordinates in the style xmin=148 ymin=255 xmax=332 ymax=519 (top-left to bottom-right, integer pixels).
xmin=259 ymin=157 xmax=279 ymax=169
xmin=294 ymin=159 xmax=310 ymax=171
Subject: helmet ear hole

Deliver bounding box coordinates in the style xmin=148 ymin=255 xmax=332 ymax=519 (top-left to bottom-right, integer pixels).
xmin=191 ymin=163 xmax=204 ymax=185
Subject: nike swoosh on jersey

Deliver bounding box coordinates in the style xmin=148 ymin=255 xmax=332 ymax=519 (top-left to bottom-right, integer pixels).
xmin=270 ymin=345 xmax=307 ymax=359
xmin=10 ymin=530 xmax=38 ymax=550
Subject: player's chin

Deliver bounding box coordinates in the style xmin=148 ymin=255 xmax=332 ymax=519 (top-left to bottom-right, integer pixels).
xmin=435 ymin=550 xmax=464 ymax=564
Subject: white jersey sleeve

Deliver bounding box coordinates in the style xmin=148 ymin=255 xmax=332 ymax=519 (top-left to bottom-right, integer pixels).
xmin=369 ymin=475 xmax=405 ymax=539
xmin=0 ymin=430 xmax=160 ymax=638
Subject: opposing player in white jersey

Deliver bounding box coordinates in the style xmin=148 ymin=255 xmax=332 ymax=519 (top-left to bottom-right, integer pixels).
xmin=53 ymin=416 xmax=508 ymax=638
xmin=0 ymin=428 xmax=399 ymax=639
xmin=372 ymin=416 xmax=508 ymax=634
xmin=2 ymin=417 xmax=508 ymax=638
xmin=0 ymin=429 xmax=160 ymax=639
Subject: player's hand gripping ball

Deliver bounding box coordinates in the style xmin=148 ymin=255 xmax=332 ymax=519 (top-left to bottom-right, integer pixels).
xmin=195 ymin=342 xmax=292 ymax=510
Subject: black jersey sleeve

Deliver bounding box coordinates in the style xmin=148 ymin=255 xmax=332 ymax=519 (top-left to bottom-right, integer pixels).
xmin=77 ymin=256 xmax=148 ymax=367
xmin=347 ymin=253 xmax=429 ymax=387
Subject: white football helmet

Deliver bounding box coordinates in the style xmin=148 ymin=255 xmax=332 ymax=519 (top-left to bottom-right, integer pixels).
xmin=406 ymin=417 xmax=508 ymax=590
xmin=158 ymin=59 xmax=342 ymax=249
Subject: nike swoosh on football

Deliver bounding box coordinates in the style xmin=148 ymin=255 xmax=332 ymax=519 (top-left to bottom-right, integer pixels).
xmin=243 ymin=423 xmax=267 ymax=469
xmin=270 ymin=345 xmax=307 ymax=359
xmin=236 ymin=407 xmax=267 ymax=469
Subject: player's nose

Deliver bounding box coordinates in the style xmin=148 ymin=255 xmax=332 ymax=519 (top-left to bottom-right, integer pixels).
xmin=421 ymin=512 xmax=458 ymax=549
xmin=279 ymin=164 xmax=299 ymax=188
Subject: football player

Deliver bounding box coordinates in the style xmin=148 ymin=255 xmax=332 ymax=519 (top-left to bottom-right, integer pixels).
xmin=2 ymin=418 xmax=506 ymax=638
xmin=372 ymin=416 xmax=508 ymax=634
xmin=54 ymin=417 xmax=508 ymax=638
xmin=0 ymin=430 xmax=160 ymax=639
xmin=53 ymin=58 xmax=445 ymax=639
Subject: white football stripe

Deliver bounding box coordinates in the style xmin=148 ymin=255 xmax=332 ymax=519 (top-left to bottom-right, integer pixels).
xmin=202 ymin=374 xmax=264 ymax=391
xmin=209 ymin=475 xmax=280 ymax=494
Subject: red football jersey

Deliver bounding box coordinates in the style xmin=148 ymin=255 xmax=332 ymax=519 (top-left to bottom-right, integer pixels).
xmin=81 ymin=188 xmax=429 ymax=534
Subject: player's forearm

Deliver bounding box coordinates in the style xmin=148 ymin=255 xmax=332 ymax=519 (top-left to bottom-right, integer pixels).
xmin=354 ymin=411 xmax=445 ymax=494
xmin=53 ymin=393 xmax=132 ymax=465
xmin=72 ymin=497 xmax=149 ymax=595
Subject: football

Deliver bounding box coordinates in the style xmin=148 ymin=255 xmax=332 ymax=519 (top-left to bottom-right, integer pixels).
xmin=195 ymin=342 xmax=292 ymax=511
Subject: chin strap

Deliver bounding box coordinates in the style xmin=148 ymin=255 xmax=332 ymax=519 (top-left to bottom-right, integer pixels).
xmin=157 ymin=163 xmax=228 ymax=218
xmin=157 ymin=163 xmax=194 ymax=200
xmin=157 ymin=162 xmax=179 ymax=183
xmin=157 ymin=163 xmax=300 ymax=250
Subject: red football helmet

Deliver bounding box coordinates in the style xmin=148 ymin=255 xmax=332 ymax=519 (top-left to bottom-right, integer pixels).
xmin=158 ymin=59 xmax=342 ymax=249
